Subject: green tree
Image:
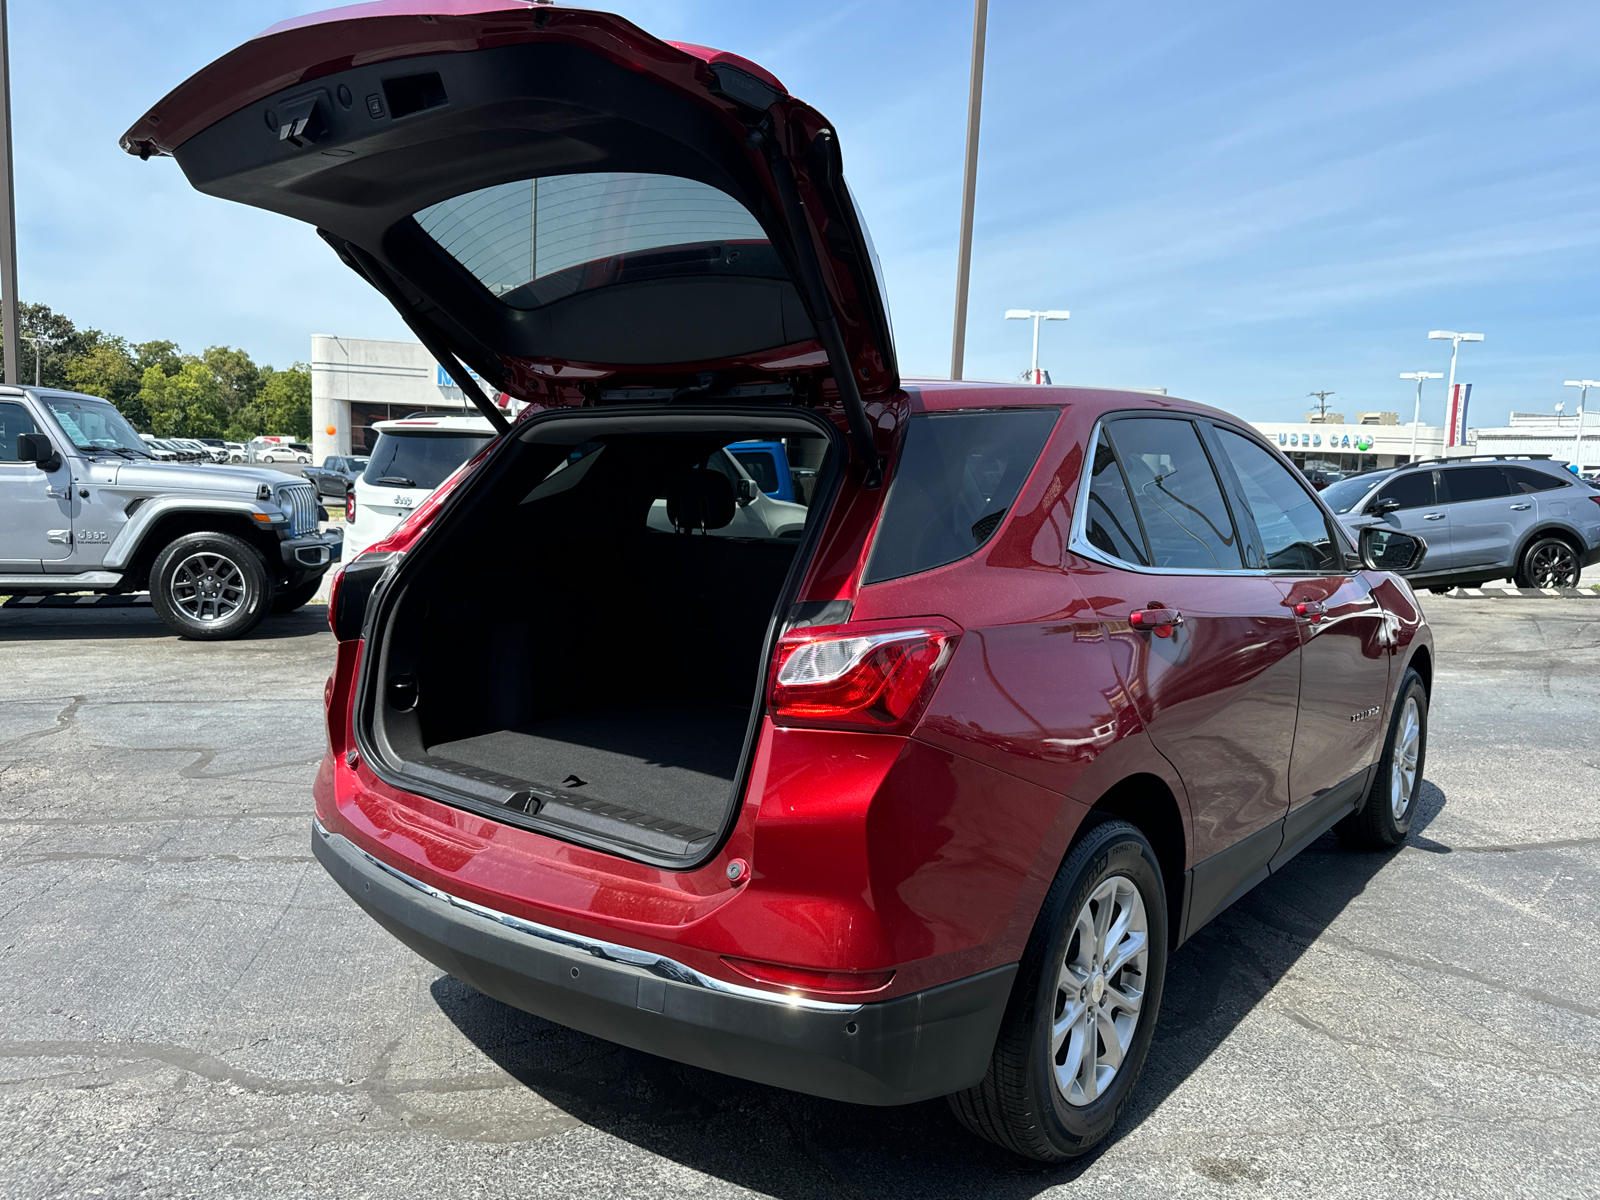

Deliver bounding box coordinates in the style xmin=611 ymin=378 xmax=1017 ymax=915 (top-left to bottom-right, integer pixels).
xmin=137 ymin=361 xmax=229 ymax=438
xmin=66 ymin=338 xmax=146 ymax=427
xmin=133 ymin=340 xmax=186 ymax=379
xmin=244 ymin=363 xmax=312 ymax=440
xmin=202 ymin=345 xmax=261 ymax=422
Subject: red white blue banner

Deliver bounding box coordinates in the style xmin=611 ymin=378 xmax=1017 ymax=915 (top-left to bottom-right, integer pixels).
xmin=1446 ymin=382 xmax=1472 ymax=448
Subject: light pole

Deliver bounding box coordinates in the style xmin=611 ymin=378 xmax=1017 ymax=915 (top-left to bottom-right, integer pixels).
xmin=949 ymin=0 xmax=989 ymax=381
xmin=20 ymin=333 xmax=46 ymax=385
xmin=1005 ymin=309 xmax=1069 ymax=384
xmin=0 ymin=0 xmax=19 ymax=387
xmin=1564 ymin=379 xmax=1598 ymax=474
xmin=1401 ymin=371 xmax=1443 ymax=463
xmin=1428 ymin=330 xmax=1484 ymax=439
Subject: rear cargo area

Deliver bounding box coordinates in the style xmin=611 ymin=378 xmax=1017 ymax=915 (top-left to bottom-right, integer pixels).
xmin=362 ymin=418 xmax=836 ymax=863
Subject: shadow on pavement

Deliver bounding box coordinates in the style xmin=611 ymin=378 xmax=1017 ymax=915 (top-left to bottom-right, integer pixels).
xmin=0 ymin=602 xmax=330 ymax=643
xmin=432 ymin=782 xmax=1448 ymax=1199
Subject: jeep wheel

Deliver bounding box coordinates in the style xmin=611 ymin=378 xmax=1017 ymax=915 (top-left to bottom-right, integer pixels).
xmin=271 ymin=579 xmax=321 ymax=614
xmin=150 ymin=533 xmax=274 ymax=640
xmin=1514 ymin=536 xmax=1580 ymax=588
xmin=949 ymin=819 xmax=1167 ymax=1162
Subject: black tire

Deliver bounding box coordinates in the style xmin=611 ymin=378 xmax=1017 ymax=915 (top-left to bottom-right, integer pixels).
xmin=1336 ymin=668 xmax=1428 ymax=849
xmin=1427 ymin=586 xmax=1452 ymax=595
xmin=149 ymin=532 xmax=275 ymax=640
xmin=271 ymin=579 xmax=321 ymax=614
xmin=948 ymin=819 xmax=1168 ymax=1162
xmin=1514 ymin=536 xmax=1581 ymax=588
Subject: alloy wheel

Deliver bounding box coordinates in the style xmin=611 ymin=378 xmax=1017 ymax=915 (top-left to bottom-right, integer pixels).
xmin=171 ymin=552 xmax=248 ymax=622
xmin=1052 ymin=874 xmax=1149 ymax=1106
xmin=1525 ymin=541 xmax=1579 ymax=588
xmin=1390 ymin=694 xmax=1421 ymax=820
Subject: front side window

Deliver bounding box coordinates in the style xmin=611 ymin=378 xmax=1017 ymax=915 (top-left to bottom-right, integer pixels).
xmin=0 ymin=401 xmax=40 ymax=462
xmin=864 ymin=409 xmax=1059 ymax=584
xmin=1214 ymin=428 xmax=1341 ymax=572
xmin=364 ymin=433 xmax=493 ymax=491
xmin=1321 ymin=472 xmax=1384 ymax=514
xmin=1439 ymin=465 xmax=1509 ymax=504
xmin=416 ymin=172 xmax=781 ymax=310
xmin=1371 ymin=471 xmax=1435 ymax=511
xmin=1103 ymin=417 xmax=1243 ymax=570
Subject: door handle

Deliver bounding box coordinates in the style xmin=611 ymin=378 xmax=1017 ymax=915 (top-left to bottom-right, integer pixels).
xmin=1510 ymin=503 xmax=1531 ymax=511
xmin=47 ymin=529 xmax=71 ymax=545
xmin=1130 ymin=607 xmax=1183 ymax=638
xmin=1294 ymin=600 xmax=1327 ymax=624
xmin=1422 ymin=512 xmax=1445 ymax=520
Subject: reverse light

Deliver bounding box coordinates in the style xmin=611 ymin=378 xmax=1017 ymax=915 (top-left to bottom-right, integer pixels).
xmin=769 ymin=622 xmax=958 ymax=732
xmin=721 ymin=956 xmax=895 ymax=994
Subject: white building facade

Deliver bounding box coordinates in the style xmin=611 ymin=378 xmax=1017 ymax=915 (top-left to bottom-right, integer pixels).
xmin=311 ymin=335 xmax=484 ymax=462
xmin=1245 ymin=420 xmax=1452 ymax=472
xmin=1469 ymin=412 xmax=1598 ymax=472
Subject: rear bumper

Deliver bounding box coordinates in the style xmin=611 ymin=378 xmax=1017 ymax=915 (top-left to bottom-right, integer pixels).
xmin=313 ymin=819 xmax=1015 ymax=1106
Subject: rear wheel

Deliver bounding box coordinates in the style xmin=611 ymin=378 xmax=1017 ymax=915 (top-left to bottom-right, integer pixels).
xmin=1337 ymin=668 xmax=1427 ymax=849
xmin=150 ymin=532 xmax=274 ymax=640
xmin=949 ymin=819 xmax=1167 ymax=1162
xmin=1515 ymin=536 xmax=1580 ymax=588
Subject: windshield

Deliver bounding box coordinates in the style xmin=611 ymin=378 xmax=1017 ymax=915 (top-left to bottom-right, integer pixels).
xmin=43 ymin=395 xmax=150 ymax=456
xmin=1320 ymin=471 xmax=1387 ymax=514
xmin=363 ymin=431 xmax=492 ymax=491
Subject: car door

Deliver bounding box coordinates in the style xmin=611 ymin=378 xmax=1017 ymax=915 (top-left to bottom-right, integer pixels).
xmin=1073 ymin=414 xmax=1302 ymax=935
xmin=1207 ymin=424 xmax=1393 ymax=865
xmin=1436 ymin=464 xmax=1515 ymax=574
xmin=0 ymin=401 xmax=73 ymax=569
xmin=1357 ymin=469 xmax=1447 ymax=567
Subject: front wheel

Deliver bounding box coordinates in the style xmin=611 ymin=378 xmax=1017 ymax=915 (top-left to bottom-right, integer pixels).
xmin=948 ymin=819 xmax=1167 ymax=1162
xmin=1515 ymin=536 xmax=1581 ymax=588
xmin=150 ymin=532 xmax=274 ymax=640
xmin=1337 ymin=668 xmax=1428 ymax=849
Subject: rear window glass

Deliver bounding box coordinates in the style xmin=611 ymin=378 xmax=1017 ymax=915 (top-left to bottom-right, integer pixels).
xmin=1440 ymin=465 xmax=1509 ymax=503
xmin=416 ymin=172 xmax=785 ymax=310
xmin=1504 ymin=465 xmax=1568 ymax=493
xmin=363 ymin=432 xmax=492 ymax=491
xmin=863 ymin=409 xmax=1059 ymax=584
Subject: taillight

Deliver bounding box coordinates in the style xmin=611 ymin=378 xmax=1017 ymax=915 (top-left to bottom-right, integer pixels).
xmin=768 ymin=622 xmax=958 ymax=732
xmin=345 ymin=490 xmax=356 ymax=522
xmin=721 ymin=956 xmax=895 ymax=994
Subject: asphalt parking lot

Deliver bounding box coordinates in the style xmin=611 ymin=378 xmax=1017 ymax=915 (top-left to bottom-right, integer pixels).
xmin=1 ymin=597 xmax=1597 ymax=1199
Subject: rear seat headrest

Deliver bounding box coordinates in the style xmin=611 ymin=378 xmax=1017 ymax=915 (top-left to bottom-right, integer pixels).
xmin=665 ymin=467 xmax=736 ymax=532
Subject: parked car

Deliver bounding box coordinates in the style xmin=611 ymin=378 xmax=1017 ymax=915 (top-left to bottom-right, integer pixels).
xmin=345 ymin=416 xmax=494 ymax=557
xmin=135 ymin=5 xmax=1436 ymax=1161
xmin=138 ymin=434 xmax=178 ymax=462
xmin=303 ymin=454 xmax=370 ymax=499
xmin=193 ymin=436 xmax=232 ymax=463
xmin=0 ymin=387 xmax=342 ymax=637
xmin=224 ymin=441 xmax=247 ymax=462
xmin=248 ymin=437 xmax=311 ymax=464
xmin=1322 ymin=455 xmax=1600 ymax=590
xmin=645 ymin=445 xmax=808 ymax=538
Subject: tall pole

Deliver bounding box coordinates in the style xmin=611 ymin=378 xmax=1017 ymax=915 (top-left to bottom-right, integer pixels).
xmin=1565 ymin=380 xmax=1597 ymax=474
xmin=949 ymin=0 xmax=988 ymax=381
xmin=1401 ymin=371 xmax=1442 ymax=463
xmin=1030 ymin=313 xmax=1040 ymax=384
xmin=0 ymin=0 xmax=19 ymax=387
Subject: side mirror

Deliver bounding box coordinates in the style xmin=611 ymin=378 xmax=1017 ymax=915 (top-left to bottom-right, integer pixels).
xmin=1359 ymin=526 xmax=1426 ymax=573
xmin=17 ymin=432 xmax=62 ymax=472
xmin=736 ymin=477 xmax=760 ymax=505
xmin=1368 ymin=497 xmax=1401 ymax=515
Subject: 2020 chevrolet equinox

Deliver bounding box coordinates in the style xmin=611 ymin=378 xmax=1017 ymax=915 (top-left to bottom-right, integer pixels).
xmin=129 ymin=2 xmax=1435 ymax=1160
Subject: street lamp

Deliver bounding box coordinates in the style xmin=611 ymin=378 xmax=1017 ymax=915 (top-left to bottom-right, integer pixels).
xmin=20 ymin=333 xmax=47 ymax=385
xmin=1005 ymin=309 xmax=1069 ymax=384
xmin=1400 ymin=371 xmax=1443 ymax=463
xmin=1564 ymin=379 xmax=1598 ymax=474
xmin=1428 ymin=330 xmax=1484 ymax=440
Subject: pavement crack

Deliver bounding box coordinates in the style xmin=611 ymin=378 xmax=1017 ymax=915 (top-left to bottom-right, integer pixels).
xmin=0 ymin=695 xmax=86 ymax=751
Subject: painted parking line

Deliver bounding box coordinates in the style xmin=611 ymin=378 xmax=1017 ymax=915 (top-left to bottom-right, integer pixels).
xmin=1442 ymin=587 xmax=1600 ymax=599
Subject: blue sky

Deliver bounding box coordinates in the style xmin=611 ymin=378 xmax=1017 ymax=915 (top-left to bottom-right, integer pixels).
xmin=12 ymin=0 xmax=1600 ymax=427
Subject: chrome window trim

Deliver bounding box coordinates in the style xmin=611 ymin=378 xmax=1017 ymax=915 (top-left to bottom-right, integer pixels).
xmin=314 ymin=818 xmax=864 ymax=1014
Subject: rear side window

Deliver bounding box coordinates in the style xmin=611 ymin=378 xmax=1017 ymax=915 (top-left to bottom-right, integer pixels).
xmin=1503 ymin=466 xmax=1569 ymax=493
xmin=729 ymin=448 xmax=781 ymax=494
xmin=1084 ymin=436 xmax=1150 ymax=566
xmin=1440 ymin=465 xmax=1509 ymax=503
xmin=863 ymin=409 xmax=1059 ymax=584
xmin=1372 ymin=472 xmax=1434 ymax=511
xmin=1214 ymin=428 xmax=1341 ymax=572
xmin=1103 ymin=417 xmax=1243 ymax=570
xmin=364 ymin=433 xmax=492 ymax=491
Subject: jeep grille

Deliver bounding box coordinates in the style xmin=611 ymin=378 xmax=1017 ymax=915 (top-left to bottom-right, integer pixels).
xmin=279 ymin=483 xmax=319 ymax=537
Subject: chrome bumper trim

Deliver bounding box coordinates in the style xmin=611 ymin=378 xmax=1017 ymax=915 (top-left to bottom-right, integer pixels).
xmin=313 ymin=818 xmax=863 ymax=1014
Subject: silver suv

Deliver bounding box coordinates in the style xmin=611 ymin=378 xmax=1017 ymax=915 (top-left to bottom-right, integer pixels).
xmin=1 ymin=387 xmax=343 ymax=638
xmin=1325 ymin=455 xmax=1600 ymax=589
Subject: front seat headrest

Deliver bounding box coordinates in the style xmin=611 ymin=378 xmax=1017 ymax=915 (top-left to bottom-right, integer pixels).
xmin=665 ymin=468 xmax=736 ymax=532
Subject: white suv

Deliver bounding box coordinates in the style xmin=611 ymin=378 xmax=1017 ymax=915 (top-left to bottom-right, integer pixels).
xmin=346 ymin=415 xmax=496 ymax=557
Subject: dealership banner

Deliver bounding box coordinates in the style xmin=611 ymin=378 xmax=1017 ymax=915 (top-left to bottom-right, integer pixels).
xmin=1446 ymin=383 xmax=1472 ymax=448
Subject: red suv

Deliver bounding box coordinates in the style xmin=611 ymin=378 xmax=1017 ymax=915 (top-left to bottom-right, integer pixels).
xmin=129 ymin=3 xmax=1434 ymax=1161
